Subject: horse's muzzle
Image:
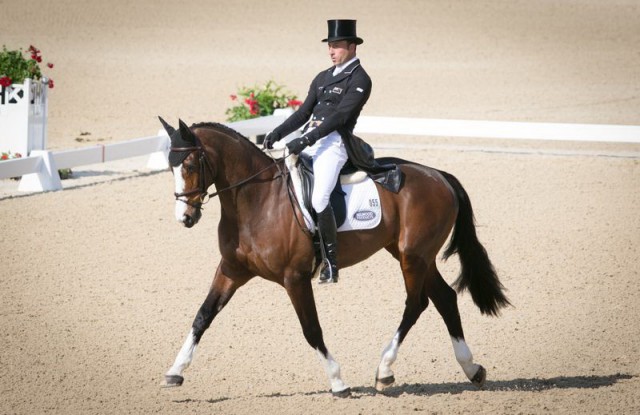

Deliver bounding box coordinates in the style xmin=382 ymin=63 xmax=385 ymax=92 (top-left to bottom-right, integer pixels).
xmin=181 ymin=209 xmax=201 ymax=228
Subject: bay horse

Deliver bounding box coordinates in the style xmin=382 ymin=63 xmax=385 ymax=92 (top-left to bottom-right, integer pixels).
xmin=159 ymin=118 xmax=510 ymax=397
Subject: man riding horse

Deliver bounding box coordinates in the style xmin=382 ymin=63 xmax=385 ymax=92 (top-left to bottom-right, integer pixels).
xmin=264 ymin=19 xmax=401 ymax=284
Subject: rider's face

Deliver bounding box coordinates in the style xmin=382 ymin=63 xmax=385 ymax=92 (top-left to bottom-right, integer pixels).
xmin=328 ymin=40 xmax=356 ymax=66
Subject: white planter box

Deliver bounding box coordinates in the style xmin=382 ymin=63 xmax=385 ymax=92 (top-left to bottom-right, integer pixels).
xmin=0 ymin=78 xmax=49 ymax=156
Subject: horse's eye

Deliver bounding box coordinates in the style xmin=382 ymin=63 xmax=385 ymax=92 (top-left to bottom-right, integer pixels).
xmin=184 ymin=164 xmax=196 ymax=174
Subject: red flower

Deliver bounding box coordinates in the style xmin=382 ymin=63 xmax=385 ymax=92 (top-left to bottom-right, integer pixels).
xmin=230 ymin=94 xmax=237 ymax=101
xmin=29 ymin=46 xmax=41 ymax=59
xmin=34 ymin=55 xmax=42 ymax=63
xmin=0 ymin=76 xmax=12 ymax=88
xmin=48 ymin=79 xmax=54 ymax=89
xmin=1 ymin=154 xmax=8 ymax=160
xmin=47 ymin=62 xmax=54 ymax=69
xmin=287 ymin=99 xmax=303 ymax=108
xmin=244 ymin=95 xmax=259 ymax=115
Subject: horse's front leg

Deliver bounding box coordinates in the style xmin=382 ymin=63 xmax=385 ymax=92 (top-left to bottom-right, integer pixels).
xmin=284 ymin=274 xmax=350 ymax=397
xmin=163 ymin=263 xmax=249 ymax=387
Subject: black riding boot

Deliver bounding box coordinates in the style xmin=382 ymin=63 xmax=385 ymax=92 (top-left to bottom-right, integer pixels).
xmin=317 ymin=205 xmax=339 ymax=284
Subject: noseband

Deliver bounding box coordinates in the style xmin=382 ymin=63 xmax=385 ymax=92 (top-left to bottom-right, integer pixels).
xmin=170 ymin=144 xmax=287 ymax=209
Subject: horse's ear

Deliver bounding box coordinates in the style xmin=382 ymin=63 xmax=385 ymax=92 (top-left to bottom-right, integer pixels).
xmin=158 ymin=116 xmax=176 ymax=136
xmin=178 ymin=119 xmax=196 ymax=145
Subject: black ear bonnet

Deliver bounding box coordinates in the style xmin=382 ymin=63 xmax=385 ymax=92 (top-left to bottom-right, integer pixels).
xmin=159 ymin=117 xmax=197 ymax=167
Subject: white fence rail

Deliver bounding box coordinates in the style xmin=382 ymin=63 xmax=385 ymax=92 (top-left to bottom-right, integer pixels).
xmin=355 ymin=117 xmax=640 ymax=143
xmin=0 ymin=113 xmax=289 ymax=192
xmin=1 ymin=114 xmax=640 ymax=193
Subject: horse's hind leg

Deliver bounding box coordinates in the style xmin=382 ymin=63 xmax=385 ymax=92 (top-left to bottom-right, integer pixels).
xmin=424 ymin=265 xmax=486 ymax=388
xmin=162 ymin=263 xmax=249 ymax=388
xmin=375 ymin=253 xmax=430 ymax=391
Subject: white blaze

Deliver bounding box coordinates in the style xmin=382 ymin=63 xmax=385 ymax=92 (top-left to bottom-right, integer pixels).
xmin=173 ymin=165 xmax=188 ymax=222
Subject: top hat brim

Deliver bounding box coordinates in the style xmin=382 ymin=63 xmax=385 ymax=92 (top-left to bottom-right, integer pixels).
xmin=322 ymin=36 xmax=363 ymax=45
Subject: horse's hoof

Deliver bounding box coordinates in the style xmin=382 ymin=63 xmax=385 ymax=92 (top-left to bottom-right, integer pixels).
xmin=471 ymin=365 xmax=486 ymax=389
xmin=162 ymin=375 xmax=184 ymax=388
xmin=375 ymin=375 xmax=396 ymax=392
xmin=332 ymin=387 xmax=351 ymax=398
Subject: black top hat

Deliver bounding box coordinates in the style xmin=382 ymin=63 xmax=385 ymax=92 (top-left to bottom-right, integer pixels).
xmin=322 ymin=19 xmax=364 ymax=45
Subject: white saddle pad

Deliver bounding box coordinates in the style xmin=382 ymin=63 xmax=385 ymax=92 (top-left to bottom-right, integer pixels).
xmin=336 ymin=178 xmax=382 ymax=232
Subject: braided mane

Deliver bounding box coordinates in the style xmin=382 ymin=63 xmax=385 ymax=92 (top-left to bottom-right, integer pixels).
xmin=190 ymin=122 xmax=250 ymax=143
xmin=189 ymin=121 xmax=275 ymax=162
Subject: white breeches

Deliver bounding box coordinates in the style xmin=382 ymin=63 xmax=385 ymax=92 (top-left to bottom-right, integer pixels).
xmin=302 ymin=131 xmax=348 ymax=212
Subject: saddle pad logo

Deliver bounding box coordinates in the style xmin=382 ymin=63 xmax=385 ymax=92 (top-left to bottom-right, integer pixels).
xmin=354 ymin=210 xmax=376 ymax=221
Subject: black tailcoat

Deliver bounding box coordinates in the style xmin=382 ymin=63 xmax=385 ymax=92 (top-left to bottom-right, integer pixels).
xmin=273 ymin=59 xmax=401 ymax=192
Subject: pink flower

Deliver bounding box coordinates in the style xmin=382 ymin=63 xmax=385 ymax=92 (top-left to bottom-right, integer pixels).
xmin=0 ymin=76 xmax=12 ymax=88
xmin=230 ymin=94 xmax=237 ymax=101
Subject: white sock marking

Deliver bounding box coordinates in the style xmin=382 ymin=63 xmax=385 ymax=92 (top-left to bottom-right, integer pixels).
xmin=451 ymin=336 xmax=480 ymax=380
xmin=166 ymin=329 xmax=198 ymax=377
xmin=377 ymin=331 xmax=401 ymax=379
xmin=316 ymin=349 xmax=348 ymax=393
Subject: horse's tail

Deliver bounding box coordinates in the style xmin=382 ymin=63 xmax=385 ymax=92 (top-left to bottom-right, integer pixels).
xmin=439 ymin=170 xmax=511 ymax=316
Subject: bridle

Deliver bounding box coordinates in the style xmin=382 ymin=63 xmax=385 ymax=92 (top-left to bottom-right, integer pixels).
xmin=171 ymin=143 xmax=310 ymax=235
xmin=170 ymin=145 xmax=213 ymax=208
xmin=170 ymin=144 xmax=289 ymax=209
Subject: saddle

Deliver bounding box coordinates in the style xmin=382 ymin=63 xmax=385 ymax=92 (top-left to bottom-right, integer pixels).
xmin=296 ymin=153 xmax=368 ymax=228
xmin=263 ymin=146 xmax=382 ymax=233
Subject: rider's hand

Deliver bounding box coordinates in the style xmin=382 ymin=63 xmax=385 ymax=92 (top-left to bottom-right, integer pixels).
xmin=286 ymin=136 xmax=311 ymax=155
xmin=263 ymin=131 xmax=280 ymax=149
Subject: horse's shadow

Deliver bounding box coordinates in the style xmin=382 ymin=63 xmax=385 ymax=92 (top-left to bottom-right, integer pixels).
xmin=172 ymin=373 xmax=634 ymax=404
xmin=353 ymin=372 xmax=635 ymax=398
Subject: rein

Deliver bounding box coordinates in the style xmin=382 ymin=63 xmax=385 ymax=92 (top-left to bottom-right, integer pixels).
xmin=170 ymin=145 xmax=289 ymax=207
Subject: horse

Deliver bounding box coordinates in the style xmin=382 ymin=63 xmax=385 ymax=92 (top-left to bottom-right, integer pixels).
xmin=159 ymin=118 xmax=510 ymax=397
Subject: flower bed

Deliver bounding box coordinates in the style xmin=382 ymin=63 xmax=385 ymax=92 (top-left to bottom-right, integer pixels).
xmin=0 ymin=45 xmax=54 ymax=88
xmin=225 ymin=80 xmax=301 ymax=122
xmin=1 ymin=45 xmax=53 ymax=157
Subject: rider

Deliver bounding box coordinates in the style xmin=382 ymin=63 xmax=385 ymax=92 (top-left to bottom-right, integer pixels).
xmin=264 ymin=19 xmax=401 ymax=284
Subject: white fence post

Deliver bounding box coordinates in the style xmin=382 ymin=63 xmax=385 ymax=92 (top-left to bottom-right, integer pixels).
xmin=0 ymin=78 xmax=48 ymax=156
xmin=17 ymin=150 xmax=62 ymax=192
xmin=147 ymin=130 xmax=170 ymax=170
